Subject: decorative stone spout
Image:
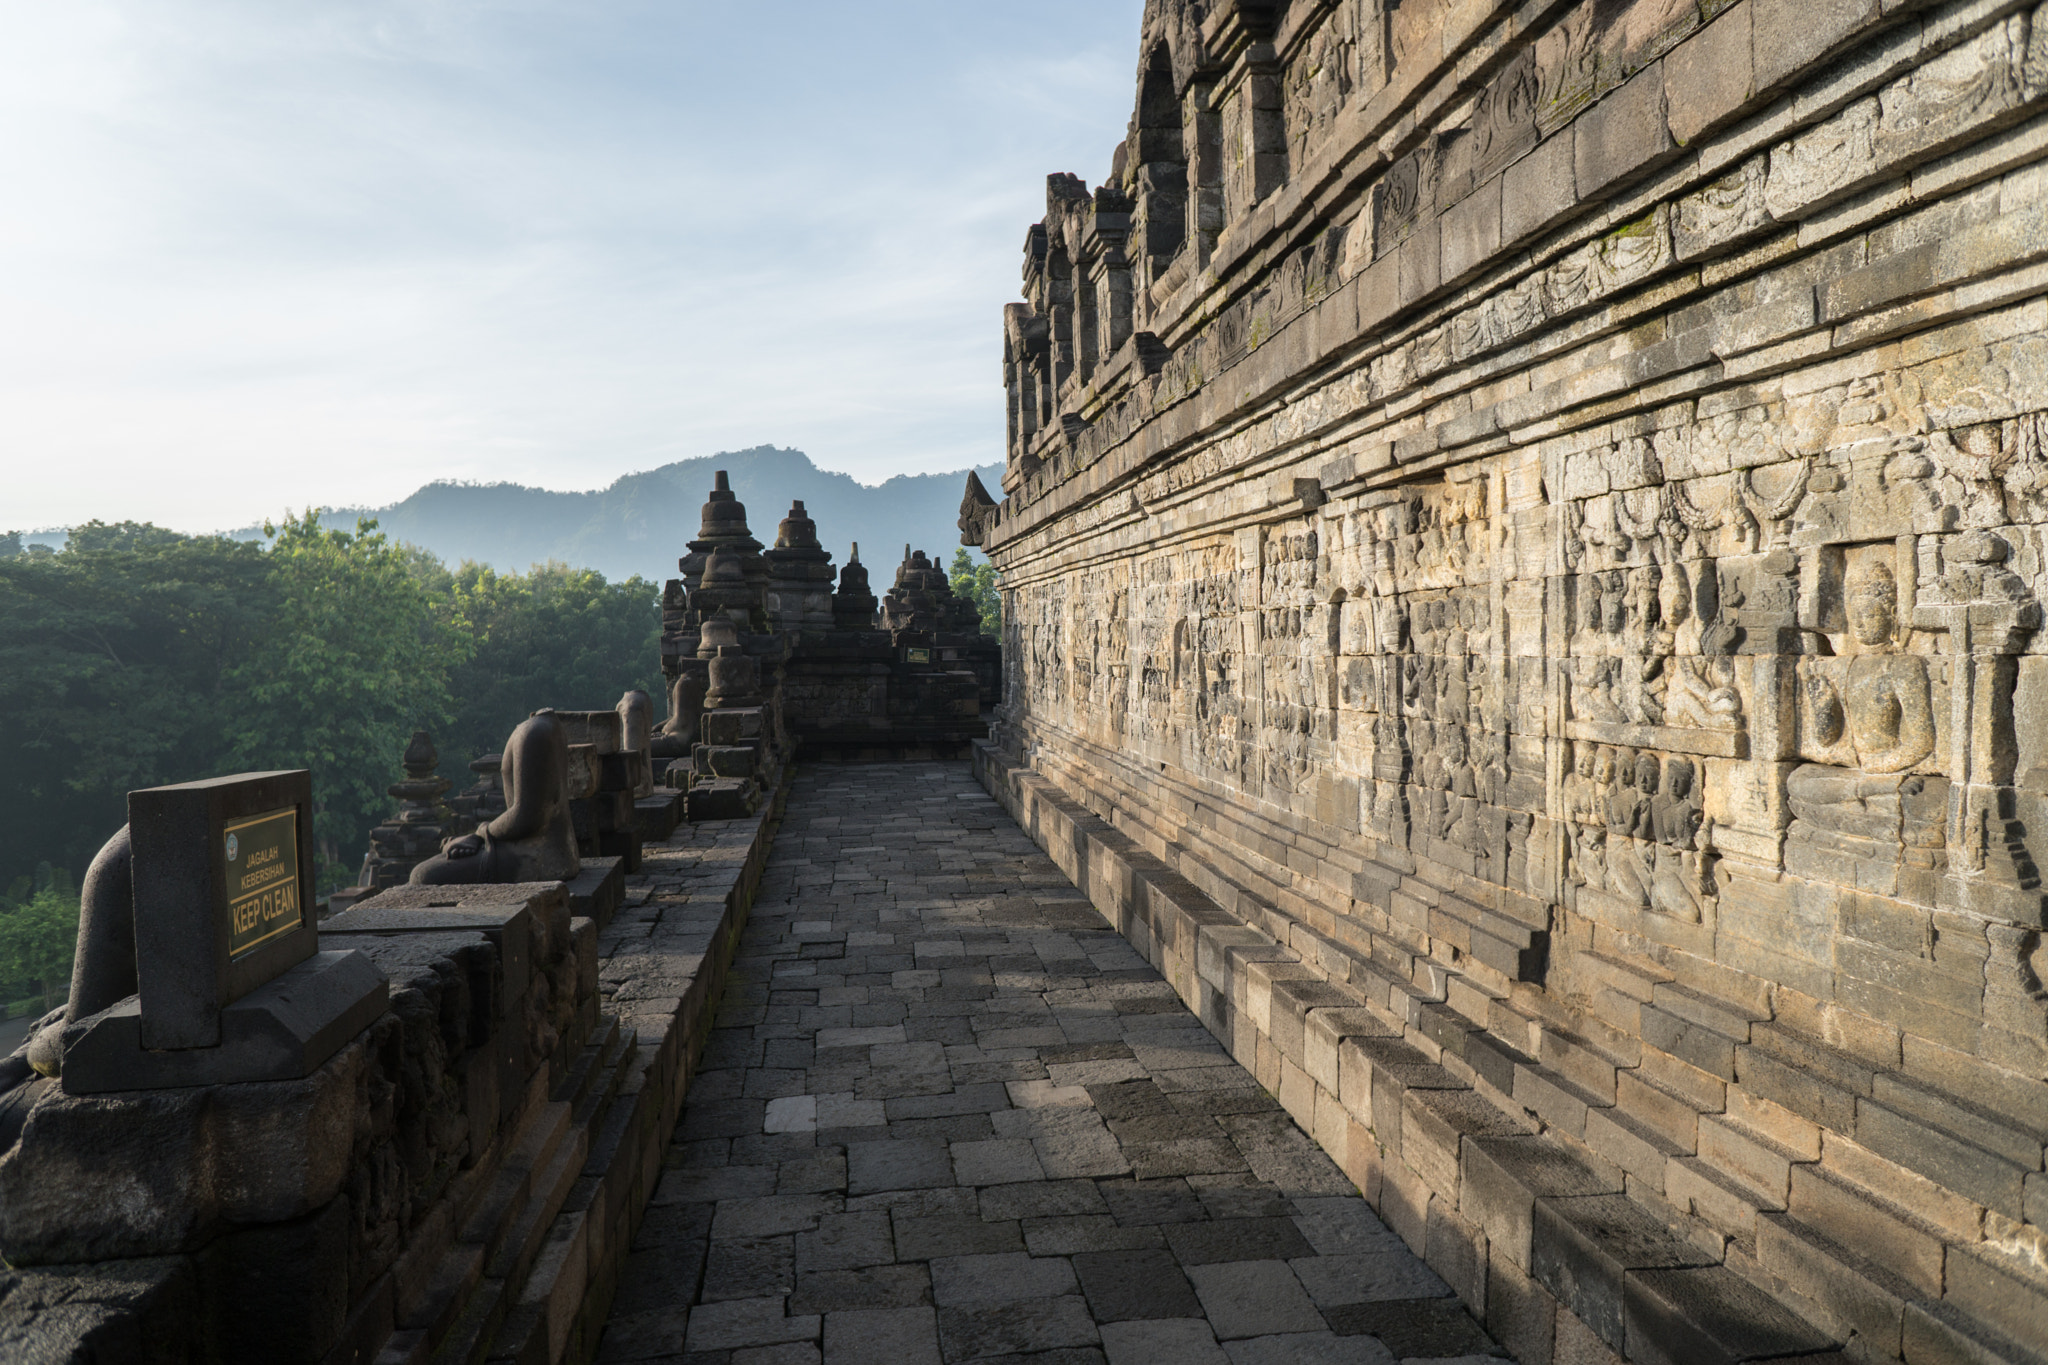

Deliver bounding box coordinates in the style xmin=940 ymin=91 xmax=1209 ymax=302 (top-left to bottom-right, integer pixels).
xmin=411 ymin=711 xmax=580 ymax=885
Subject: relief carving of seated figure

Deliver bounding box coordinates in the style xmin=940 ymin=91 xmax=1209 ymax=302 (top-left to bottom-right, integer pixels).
xmin=1841 ymin=562 xmax=1934 ymax=774
xmin=1788 ymin=561 xmax=1941 ymax=852
xmin=412 ymin=711 xmax=580 ymax=885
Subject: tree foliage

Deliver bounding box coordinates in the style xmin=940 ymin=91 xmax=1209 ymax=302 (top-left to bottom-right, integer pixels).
xmin=440 ymin=561 xmax=664 ymax=771
xmin=0 ymin=521 xmax=275 ymax=889
xmin=226 ymin=513 xmax=468 ymax=878
xmin=950 ymin=549 xmax=1002 ymax=635
xmin=0 ymin=518 xmax=659 ymax=895
xmin=0 ymin=866 xmax=80 ymax=1012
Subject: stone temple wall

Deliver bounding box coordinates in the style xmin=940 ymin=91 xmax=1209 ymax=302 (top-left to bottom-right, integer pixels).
xmin=969 ymin=0 xmax=2048 ymax=1359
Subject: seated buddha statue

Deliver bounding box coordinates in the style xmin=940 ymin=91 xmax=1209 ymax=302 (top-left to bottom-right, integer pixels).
xmin=411 ymin=711 xmax=580 ymax=885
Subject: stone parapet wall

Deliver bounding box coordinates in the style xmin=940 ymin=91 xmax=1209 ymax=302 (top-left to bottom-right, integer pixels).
xmin=979 ymin=0 xmax=2048 ymax=1359
xmin=0 ymin=798 xmax=781 ymax=1365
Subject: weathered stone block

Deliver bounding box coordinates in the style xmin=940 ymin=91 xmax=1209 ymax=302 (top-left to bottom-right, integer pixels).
xmin=1531 ymin=1194 xmax=1714 ymax=1349
xmin=1664 ymin=3 xmax=1754 ymax=146
xmin=1574 ymin=66 xmax=1676 ymax=200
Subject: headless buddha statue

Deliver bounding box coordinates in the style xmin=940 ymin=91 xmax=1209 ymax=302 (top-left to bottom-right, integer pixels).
xmin=8 ymin=827 xmax=138 ymax=1088
xmin=652 ymin=669 xmax=708 ymax=760
xmin=412 ymin=711 xmax=580 ymax=885
xmin=617 ymin=688 xmax=655 ymax=797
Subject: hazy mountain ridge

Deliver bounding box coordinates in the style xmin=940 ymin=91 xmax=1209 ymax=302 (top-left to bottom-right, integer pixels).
xmin=307 ymin=446 xmax=1003 ymax=582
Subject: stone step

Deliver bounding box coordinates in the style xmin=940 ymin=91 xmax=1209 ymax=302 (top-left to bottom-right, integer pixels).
xmin=1906 ymin=1293 xmax=2048 ymax=1365
xmin=1540 ymin=1024 xmax=1637 ymax=1106
xmin=982 ymin=746 xmax=1855 ymax=1365
xmin=485 ymin=1107 xmax=588 ymax=1288
xmin=1425 ymin=889 xmax=1550 ymax=981
xmin=553 ymin=1014 xmax=622 ymax=1115
xmin=424 ymin=1271 xmax=507 ymax=1365
xmin=1580 ymin=948 xmax=1672 ymax=1002
xmin=1622 ymin=1262 xmax=1839 ymax=1365
xmin=1785 ymin=1162 xmax=1958 ymax=1302
xmin=1739 ymin=1025 xmax=1875 ymax=1134
xmin=1941 ymin=1242 xmax=2048 ymax=1362
xmin=1755 ymin=1207 xmax=1921 ymax=1357
xmin=457 ymin=1096 xmax=574 ymax=1274
xmin=1586 ymin=1103 xmax=1689 ymax=1198
xmin=1613 ymin=1067 xmax=1704 ymax=1153
xmin=570 ymin=1022 xmax=637 ymax=1136
xmin=1737 ymin=1022 xmax=2047 ymax=1275
xmin=1669 ymin=1153 xmax=1779 ymax=1242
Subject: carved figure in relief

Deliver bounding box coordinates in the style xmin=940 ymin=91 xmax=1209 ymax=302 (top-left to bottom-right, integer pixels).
xmin=1478 ymin=730 xmax=1509 ymax=808
xmin=1625 ymin=564 xmax=1670 ymax=725
xmin=1669 ymin=480 xmax=1724 ymax=558
xmin=1842 ymin=562 xmax=1936 ymax=774
xmin=1441 ymin=726 xmax=1485 ymax=855
xmin=1649 ymin=758 xmax=1714 ymax=923
xmin=1602 ymin=750 xmax=1656 ymax=909
xmin=1616 ymin=486 xmax=1668 ymax=560
xmin=1788 ymin=556 xmax=1947 ymax=871
xmin=1615 ymin=752 xmax=1661 ymax=839
xmin=1572 ymin=654 xmax=1622 ymax=732
xmin=1663 ymin=559 xmax=1744 ymax=729
xmin=1582 ymin=496 xmax=1629 ymax=564
xmin=1876 ymin=437 xmax=1949 ymax=530
xmin=1787 ymin=765 xmax=1942 ymax=842
xmin=1932 ymin=421 xmax=2023 ymax=528
xmin=1564 ymin=739 xmax=1599 ymax=825
xmin=1415 ymin=723 xmax=1446 ymax=835
xmin=1570 ymin=822 xmax=1608 ymax=891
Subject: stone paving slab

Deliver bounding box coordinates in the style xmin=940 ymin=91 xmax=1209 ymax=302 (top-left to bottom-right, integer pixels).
xmin=596 ymin=763 xmax=1510 ymax=1365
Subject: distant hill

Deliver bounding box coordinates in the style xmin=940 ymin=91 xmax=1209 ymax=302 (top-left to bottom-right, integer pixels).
xmin=293 ymin=447 xmax=1002 ymax=583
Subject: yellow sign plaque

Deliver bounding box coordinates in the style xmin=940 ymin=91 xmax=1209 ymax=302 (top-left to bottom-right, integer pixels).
xmin=223 ymin=806 xmax=302 ymax=959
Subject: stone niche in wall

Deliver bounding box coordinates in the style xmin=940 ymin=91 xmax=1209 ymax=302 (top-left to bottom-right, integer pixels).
xmin=973 ymin=0 xmax=2048 ymax=1361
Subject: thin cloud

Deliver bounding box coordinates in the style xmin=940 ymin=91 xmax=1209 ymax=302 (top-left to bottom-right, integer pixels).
xmin=0 ymin=0 xmax=1145 ymax=523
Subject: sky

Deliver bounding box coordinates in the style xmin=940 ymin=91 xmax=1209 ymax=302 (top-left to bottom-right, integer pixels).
xmin=0 ymin=0 xmax=1145 ymax=533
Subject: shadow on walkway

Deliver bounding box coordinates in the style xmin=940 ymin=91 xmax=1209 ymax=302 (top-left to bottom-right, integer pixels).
xmin=598 ymin=762 xmax=1511 ymax=1365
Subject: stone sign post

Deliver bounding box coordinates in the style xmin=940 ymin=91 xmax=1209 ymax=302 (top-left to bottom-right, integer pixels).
xmin=61 ymin=770 xmax=387 ymax=1094
xmin=131 ymin=770 xmax=318 ymax=1048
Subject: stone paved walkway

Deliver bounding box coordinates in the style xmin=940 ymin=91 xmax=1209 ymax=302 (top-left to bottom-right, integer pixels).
xmin=597 ymin=763 xmax=1511 ymax=1365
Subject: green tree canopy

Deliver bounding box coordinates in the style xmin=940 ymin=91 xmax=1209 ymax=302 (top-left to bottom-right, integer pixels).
xmin=0 ymin=517 xmax=661 ymax=896
xmin=0 ymin=864 xmax=81 ymax=1013
xmin=439 ymin=560 xmax=663 ymax=772
xmin=950 ymin=548 xmax=1001 ymax=635
xmin=226 ymin=512 xmax=468 ymax=880
xmin=0 ymin=521 xmax=275 ymax=885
